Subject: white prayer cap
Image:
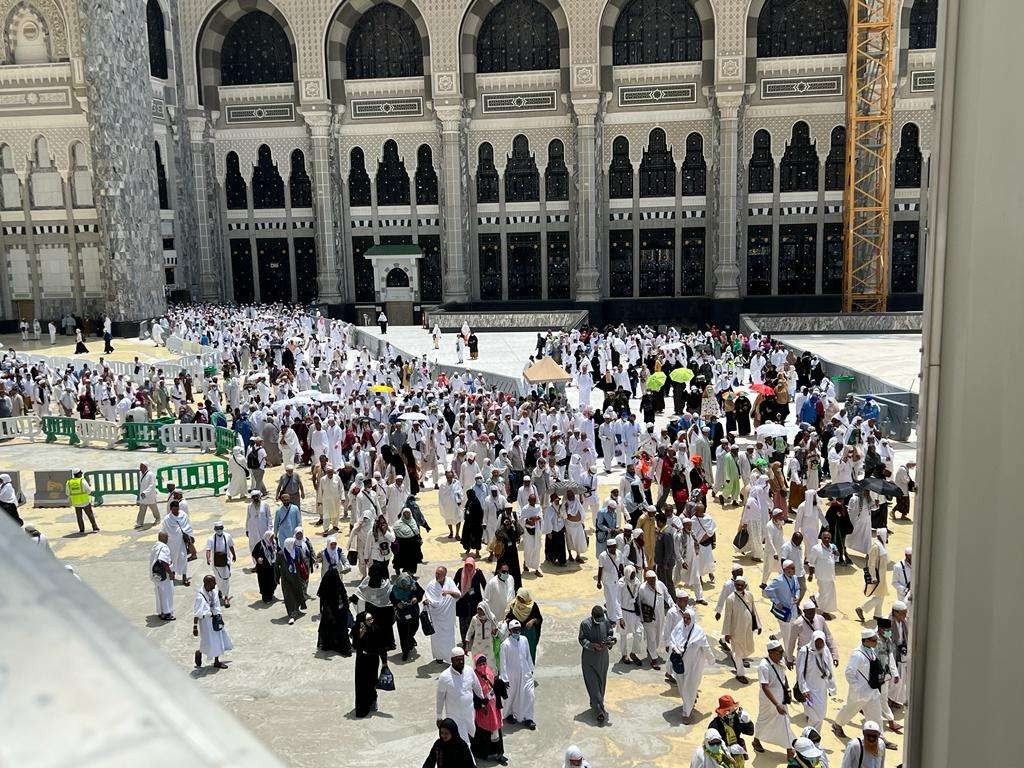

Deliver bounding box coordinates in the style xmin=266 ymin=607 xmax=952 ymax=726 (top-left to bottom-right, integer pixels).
xmin=285 ymin=464 xmax=295 ymax=471
xmin=861 ymin=628 xmax=878 ymax=640
xmin=893 ymin=600 xmax=909 ymax=612
xmin=508 ymin=619 xmax=521 ymax=630
xmin=905 ymin=546 xmax=913 ymax=555
xmin=766 ymin=638 xmax=783 ymax=651
xmin=734 ymin=576 xmax=747 ymax=585
xmin=468 ymin=451 xmax=477 ymax=459
xmin=326 ymin=535 xmax=337 ymax=544
xmin=606 ymin=500 xmax=617 ymax=509
xmin=213 ymin=521 xmax=224 ymax=530
xmin=862 ymin=720 xmax=881 ymax=733
xmin=450 ymin=647 xmax=466 ymax=658
xmin=793 ymin=737 xmax=823 ymax=759
xmin=800 ymin=599 xmax=816 ymax=610
xmin=644 ymin=570 xmax=656 ymax=578
xmin=249 ymin=489 xmax=261 ymax=498
xmin=782 ymin=559 xmax=795 ymax=569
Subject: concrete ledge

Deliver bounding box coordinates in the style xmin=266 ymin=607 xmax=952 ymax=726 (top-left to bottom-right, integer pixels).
xmin=0 ymin=513 xmax=284 ymax=767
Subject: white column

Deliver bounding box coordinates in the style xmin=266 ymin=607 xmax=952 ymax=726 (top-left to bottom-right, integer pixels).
xmin=909 ymin=0 xmax=1024 ymax=764
xmin=301 ymin=109 xmax=343 ymax=304
xmin=571 ymin=97 xmax=601 ymax=301
xmin=436 ymin=105 xmax=469 ymax=303
xmin=712 ymin=90 xmax=744 ymax=299
xmin=187 ymin=114 xmax=221 ymax=302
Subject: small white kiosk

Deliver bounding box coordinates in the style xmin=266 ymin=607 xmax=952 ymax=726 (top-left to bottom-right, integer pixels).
xmin=363 ymin=244 xmax=422 ymax=325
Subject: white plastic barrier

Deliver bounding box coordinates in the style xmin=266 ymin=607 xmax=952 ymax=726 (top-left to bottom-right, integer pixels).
xmin=160 ymin=423 xmax=217 ymax=453
xmin=76 ymin=419 xmax=121 ymax=449
xmin=0 ymin=416 xmax=40 ymax=441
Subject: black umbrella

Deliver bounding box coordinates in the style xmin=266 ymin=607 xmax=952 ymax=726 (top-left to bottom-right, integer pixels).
xmin=855 ymin=477 xmax=904 ymax=498
xmin=818 ymin=482 xmax=858 ymax=499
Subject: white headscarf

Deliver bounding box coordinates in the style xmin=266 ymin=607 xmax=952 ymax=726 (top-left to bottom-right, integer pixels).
xmin=670 ymin=607 xmax=708 ymax=651
xmin=562 ymin=745 xmax=588 ymax=768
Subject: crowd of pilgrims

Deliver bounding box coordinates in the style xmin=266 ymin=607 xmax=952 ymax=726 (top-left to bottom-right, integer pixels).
xmin=4 ymin=304 xmax=913 ymax=767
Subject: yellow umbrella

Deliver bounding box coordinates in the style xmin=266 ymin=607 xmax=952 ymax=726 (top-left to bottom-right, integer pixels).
xmin=369 ymin=384 xmax=394 ymax=393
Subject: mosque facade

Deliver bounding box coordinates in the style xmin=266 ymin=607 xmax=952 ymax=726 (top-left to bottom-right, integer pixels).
xmin=0 ymin=0 xmax=937 ymax=326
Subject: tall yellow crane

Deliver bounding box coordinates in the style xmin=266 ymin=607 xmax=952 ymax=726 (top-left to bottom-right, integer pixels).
xmin=842 ymin=0 xmax=896 ymax=313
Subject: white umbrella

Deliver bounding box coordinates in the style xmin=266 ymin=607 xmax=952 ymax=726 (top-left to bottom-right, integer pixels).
xmin=755 ymin=423 xmax=790 ymax=438
xmin=271 ymin=396 xmax=314 ymax=410
xmin=398 ymin=411 xmax=429 ymax=422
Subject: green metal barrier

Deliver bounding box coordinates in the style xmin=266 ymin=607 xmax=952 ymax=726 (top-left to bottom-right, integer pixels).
xmin=41 ymin=416 xmax=80 ymax=446
xmin=214 ymin=427 xmax=238 ymax=456
xmin=156 ymin=461 xmax=229 ymax=496
xmin=153 ymin=416 xmax=176 ymax=426
xmin=122 ymin=422 xmax=166 ymax=452
xmin=85 ymin=469 xmax=139 ymax=505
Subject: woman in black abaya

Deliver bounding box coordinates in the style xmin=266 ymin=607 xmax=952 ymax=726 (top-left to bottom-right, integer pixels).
xmin=351 ymin=610 xmax=388 ymax=717
xmin=316 ymin=567 xmax=352 ymax=656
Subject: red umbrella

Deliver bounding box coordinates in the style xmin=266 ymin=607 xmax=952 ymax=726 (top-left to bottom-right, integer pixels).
xmin=750 ymin=383 xmax=776 ymax=396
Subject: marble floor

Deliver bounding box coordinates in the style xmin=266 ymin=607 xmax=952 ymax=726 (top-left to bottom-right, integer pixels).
xmin=777 ymin=334 xmax=923 ymax=393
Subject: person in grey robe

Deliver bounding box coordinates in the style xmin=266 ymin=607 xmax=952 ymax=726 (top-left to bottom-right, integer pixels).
xmin=578 ymin=605 xmax=616 ymax=723
xmin=262 ymin=420 xmax=282 ymax=466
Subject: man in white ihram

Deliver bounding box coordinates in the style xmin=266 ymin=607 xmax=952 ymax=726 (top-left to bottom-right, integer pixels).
xmin=436 ymin=646 xmax=485 ymax=746
xmin=424 ymin=566 xmax=461 ymax=664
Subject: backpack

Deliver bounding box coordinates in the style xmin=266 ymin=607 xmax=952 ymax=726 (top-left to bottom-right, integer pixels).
xmin=247 ymin=448 xmax=260 ymax=470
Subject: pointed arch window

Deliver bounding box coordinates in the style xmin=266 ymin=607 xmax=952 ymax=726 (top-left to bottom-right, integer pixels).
xmin=251 ymin=145 xmax=285 ymax=209
xmin=780 ymin=121 xmax=819 ymax=193
xmin=348 ymin=148 xmax=371 ymax=207
xmin=612 ymin=0 xmax=702 ymax=65
xmin=756 ymin=0 xmax=847 ymax=58
xmin=376 ymin=140 xmax=410 ymax=206
xmin=609 ymin=136 xmax=634 ymax=199
xmin=476 ymin=143 xmax=499 ymax=203
xmin=640 ymin=128 xmax=675 ymax=198
xmin=225 ymin=152 xmax=248 ymax=210
xmin=476 ymin=0 xmax=560 ymax=74
xmin=909 ymin=0 xmax=938 ymax=49
xmin=220 ymin=11 xmax=293 ymax=86
xmin=289 ymin=150 xmax=312 ymax=208
xmin=505 ymin=135 xmax=539 ymax=203
xmin=681 ymin=133 xmax=706 ymax=196
xmin=346 ymin=2 xmax=424 ymax=79
xmin=895 ymin=123 xmax=923 ymax=188
xmin=748 ymin=130 xmax=774 ymax=194
xmin=415 ymin=144 xmax=438 ymax=205
xmin=824 ymin=126 xmax=846 ymax=191
xmin=147 ymin=0 xmax=169 ymax=78
xmin=544 ymin=139 xmax=568 ymax=202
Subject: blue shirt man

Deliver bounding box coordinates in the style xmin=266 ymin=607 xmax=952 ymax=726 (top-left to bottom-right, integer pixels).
xmin=274 ymin=498 xmax=301 ymax=550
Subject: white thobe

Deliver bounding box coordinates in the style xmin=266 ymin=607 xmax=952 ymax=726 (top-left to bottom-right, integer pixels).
xmin=755 ymin=658 xmax=794 ymax=748
xmin=796 ymin=643 xmax=836 ymax=730
xmin=439 ymin=480 xmax=464 ymax=526
xmin=499 ymin=634 xmax=536 ymax=722
xmin=245 ymin=501 xmax=271 ymax=551
xmin=194 ymin=588 xmax=233 ymax=658
xmin=807 ymin=542 xmax=839 ymax=613
xmin=669 ymin=623 xmax=715 ymax=718
xmin=436 ymin=665 xmax=485 ymax=744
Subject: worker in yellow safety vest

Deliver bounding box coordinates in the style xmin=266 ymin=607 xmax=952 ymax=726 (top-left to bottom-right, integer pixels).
xmin=66 ymin=468 xmax=99 ymax=533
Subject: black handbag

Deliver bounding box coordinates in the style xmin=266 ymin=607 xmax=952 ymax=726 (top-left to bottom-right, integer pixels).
xmin=377 ymin=665 xmax=395 ymax=691
xmin=733 ymin=528 xmax=750 ymax=550
xmin=420 ymin=611 xmax=435 ymax=636
xmin=669 ymin=651 xmax=686 ymax=675
xmin=347 ymin=549 xmax=359 ymax=566
xmin=212 ymin=614 xmax=225 ymax=632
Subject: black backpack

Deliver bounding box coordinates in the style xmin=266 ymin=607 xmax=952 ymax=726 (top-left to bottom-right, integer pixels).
xmin=247 ymin=448 xmax=261 ymax=470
